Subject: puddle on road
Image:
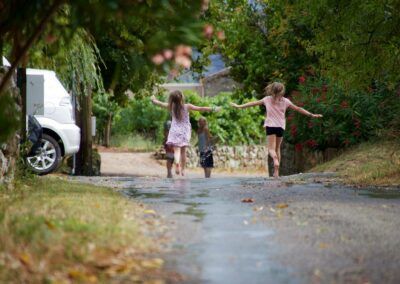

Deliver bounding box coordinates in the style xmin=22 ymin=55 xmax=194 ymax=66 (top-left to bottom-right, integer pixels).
xmin=358 ymin=189 xmax=400 ymax=199
xmin=124 ymin=189 xmax=166 ymax=199
xmin=173 ymin=202 xmax=206 ymax=222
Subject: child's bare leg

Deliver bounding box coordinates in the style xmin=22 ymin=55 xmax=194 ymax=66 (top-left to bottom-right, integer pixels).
xmin=275 ymin=136 xmax=283 ymax=164
xmin=205 ymin=168 xmax=211 ymax=178
xmin=167 ymin=160 xmax=173 ymax=178
xmin=267 ymin=135 xmax=280 ymax=178
xmin=180 ymin=146 xmax=187 ymax=176
xmin=173 ymin=147 xmax=181 ymax=174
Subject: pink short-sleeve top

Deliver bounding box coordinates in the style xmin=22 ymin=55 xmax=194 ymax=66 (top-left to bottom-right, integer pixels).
xmin=263 ymin=96 xmax=294 ymax=130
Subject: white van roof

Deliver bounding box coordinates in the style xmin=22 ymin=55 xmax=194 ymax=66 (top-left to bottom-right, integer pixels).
xmin=2 ymin=56 xmax=11 ymax=67
xmin=2 ymin=57 xmax=56 ymax=76
xmin=26 ymin=68 xmax=57 ymax=76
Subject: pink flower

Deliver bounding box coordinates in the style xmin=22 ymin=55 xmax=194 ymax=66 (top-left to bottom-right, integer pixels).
xmin=306 ymin=139 xmax=318 ymax=148
xmin=163 ymin=49 xmax=174 ymax=60
xmin=151 ymin=53 xmax=164 ymax=65
xmin=175 ymin=45 xmax=192 ymax=56
xmin=295 ymin=143 xmax=303 ymax=152
xmin=201 ymin=0 xmax=210 ymax=11
xmin=216 ymin=30 xmax=226 ymax=41
xmin=175 ymin=55 xmax=191 ymax=69
xmin=298 ymin=76 xmax=306 ymax=84
xmin=340 ymin=101 xmax=349 ymax=109
xmin=203 ymin=24 xmax=214 ymax=39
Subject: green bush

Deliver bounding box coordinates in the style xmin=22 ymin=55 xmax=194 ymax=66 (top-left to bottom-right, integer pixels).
xmin=184 ymin=91 xmax=265 ymax=145
xmin=112 ymin=91 xmax=266 ymax=146
xmin=112 ymin=96 xmax=168 ymax=142
xmin=286 ymin=76 xmax=400 ymax=151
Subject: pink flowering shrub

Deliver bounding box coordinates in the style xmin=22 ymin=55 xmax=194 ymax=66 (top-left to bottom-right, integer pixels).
xmin=286 ymin=77 xmax=400 ymax=150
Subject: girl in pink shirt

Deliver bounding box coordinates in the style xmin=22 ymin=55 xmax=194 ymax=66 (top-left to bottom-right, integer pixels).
xmin=231 ymin=82 xmax=322 ymax=178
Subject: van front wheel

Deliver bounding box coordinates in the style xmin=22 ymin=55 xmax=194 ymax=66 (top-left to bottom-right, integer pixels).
xmin=26 ymin=134 xmax=62 ymax=175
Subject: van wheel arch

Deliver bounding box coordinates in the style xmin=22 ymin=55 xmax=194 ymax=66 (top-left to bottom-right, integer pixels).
xmin=42 ymin=128 xmax=65 ymax=156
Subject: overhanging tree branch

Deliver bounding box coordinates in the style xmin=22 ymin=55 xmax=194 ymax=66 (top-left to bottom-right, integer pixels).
xmin=0 ymin=0 xmax=64 ymax=96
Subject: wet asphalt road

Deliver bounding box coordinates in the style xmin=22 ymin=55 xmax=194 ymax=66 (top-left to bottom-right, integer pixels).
xmin=76 ymin=174 xmax=400 ymax=284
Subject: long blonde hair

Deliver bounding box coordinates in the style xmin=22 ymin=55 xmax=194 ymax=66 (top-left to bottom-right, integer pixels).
xmin=264 ymin=82 xmax=285 ymax=101
xmin=168 ymin=90 xmax=185 ymax=121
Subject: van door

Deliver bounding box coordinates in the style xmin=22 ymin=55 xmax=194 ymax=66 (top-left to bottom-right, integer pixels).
xmin=27 ymin=75 xmax=45 ymax=116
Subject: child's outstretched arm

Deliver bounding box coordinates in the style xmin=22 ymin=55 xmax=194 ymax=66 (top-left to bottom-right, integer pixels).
xmin=187 ymin=104 xmax=221 ymax=112
xmin=289 ymin=104 xmax=323 ymax=118
xmin=230 ymin=99 xmax=263 ymax=109
xmin=151 ymin=95 xmax=168 ymax=108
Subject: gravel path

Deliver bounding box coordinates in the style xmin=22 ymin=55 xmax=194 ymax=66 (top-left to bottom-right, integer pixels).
xmin=99 ymin=151 xmax=264 ymax=178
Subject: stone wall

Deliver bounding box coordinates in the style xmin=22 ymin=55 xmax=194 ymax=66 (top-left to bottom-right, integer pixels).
xmin=186 ymin=145 xmax=268 ymax=173
xmin=267 ymin=142 xmax=341 ymax=175
xmin=184 ymin=142 xmax=341 ymax=177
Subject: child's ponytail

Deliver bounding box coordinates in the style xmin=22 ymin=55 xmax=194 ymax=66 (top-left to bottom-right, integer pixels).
xmin=264 ymin=82 xmax=285 ymax=100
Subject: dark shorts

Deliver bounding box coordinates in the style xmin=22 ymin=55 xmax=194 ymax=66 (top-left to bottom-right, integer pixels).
xmin=200 ymin=150 xmax=214 ymax=168
xmin=266 ymin=127 xmax=284 ymax=137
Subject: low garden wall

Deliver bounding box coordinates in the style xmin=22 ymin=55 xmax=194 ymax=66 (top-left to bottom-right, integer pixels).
xmin=185 ymin=143 xmax=341 ymax=176
xmin=155 ymin=142 xmax=341 ymax=176
xmin=186 ymin=145 xmax=268 ymax=171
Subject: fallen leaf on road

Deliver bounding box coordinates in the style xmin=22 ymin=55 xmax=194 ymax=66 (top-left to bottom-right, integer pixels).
xmin=276 ymin=203 xmax=289 ymax=209
xmin=241 ymin=198 xmax=254 ymax=203
xmin=253 ymin=206 xmax=264 ymax=212
xmin=18 ymin=253 xmax=32 ymax=268
xmin=319 ymin=243 xmax=329 ymax=249
xmin=141 ymin=258 xmax=164 ymax=269
xmin=144 ymin=209 xmax=157 ymax=215
xmin=269 ymin=207 xmax=276 ymax=213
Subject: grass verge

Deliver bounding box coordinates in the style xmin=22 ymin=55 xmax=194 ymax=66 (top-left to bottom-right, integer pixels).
xmin=0 ymin=177 xmax=169 ymax=283
xmin=311 ymin=140 xmax=400 ymax=186
xmin=110 ymin=134 xmax=158 ymax=152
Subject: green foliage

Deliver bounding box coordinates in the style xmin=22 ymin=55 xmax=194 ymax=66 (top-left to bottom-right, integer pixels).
xmin=92 ymin=91 xmax=119 ymax=139
xmin=30 ymin=29 xmax=104 ymax=96
xmin=294 ymin=0 xmax=400 ymax=87
xmin=110 ymin=134 xmax=158 ymax=152
xmin=113 ymin=96 xmax=168 ymax=142
xmin=286 ymin=77 xmax=400 ymax=151
xmin=183 ymin=91 xmax=265 ymax=145
xmin=197 ymin=0 xmax=316 ymax=95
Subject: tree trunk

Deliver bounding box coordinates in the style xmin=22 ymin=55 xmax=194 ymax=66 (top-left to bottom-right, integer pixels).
xmin=103 ymin=113 xmax=112 ymax=148
xmin=75 ymin=89 xmax=93 ymax=175
xmin=0 ymin=69 xmax=21 ymax=188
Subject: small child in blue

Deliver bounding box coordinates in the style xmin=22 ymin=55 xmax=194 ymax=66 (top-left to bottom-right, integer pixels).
xmin=197 ymin=117 xmax=214 ymax=178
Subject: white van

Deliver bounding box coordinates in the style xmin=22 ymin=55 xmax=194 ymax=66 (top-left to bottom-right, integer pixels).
xmin=2 ymin=57 xmax=80 ymax=174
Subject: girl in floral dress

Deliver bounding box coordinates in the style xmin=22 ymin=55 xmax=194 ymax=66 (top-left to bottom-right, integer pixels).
xmin=151 ymin=90 xmax=220 ymax=176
